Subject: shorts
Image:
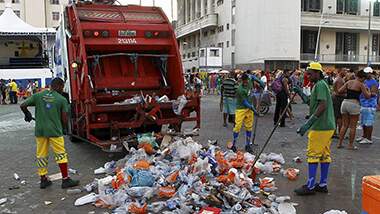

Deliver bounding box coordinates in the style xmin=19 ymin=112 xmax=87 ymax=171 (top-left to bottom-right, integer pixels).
xmin=341 ymin=99 xmax=360 ymax=115
xmin=307 ymin=130 xmax=335 ymax=163
xmin=332 ymin=96 xmax=344 ymax=119
xmin=361 ymin=107 xmax=377 ymax=127
xmin=223 ymin=97 xmax=236 ymax=114
xmin=233 ymin=109 xmax=254 ymax=133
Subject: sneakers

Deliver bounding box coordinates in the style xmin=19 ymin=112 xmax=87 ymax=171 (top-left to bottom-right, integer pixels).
xmin=62 ymin=178 xmax=80 ymax=189
xmin=245 ymin=144 xmax=253 ymax=153
xmin=359 ymin=138 xmax=373 ymax=144
xmin=40 ymin=179 xmax=52 ymax=189
xmin=314 ymin=184 xmax=328 ymax=193
xmin=230 ymin=145 xmax=237 ymax=152
xmin=356 ymin=137 xmax=363 ymax=142
xmin=294 ymin=185 xmax=315 ymax=196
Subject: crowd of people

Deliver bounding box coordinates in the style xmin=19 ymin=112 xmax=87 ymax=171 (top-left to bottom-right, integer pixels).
xmin=0 ymin=79 xmax=40 ymax=104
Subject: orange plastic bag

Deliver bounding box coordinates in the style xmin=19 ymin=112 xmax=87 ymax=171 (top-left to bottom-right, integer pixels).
xmin=216 ymin=171 xmax=236 ymax=185
xmin=128 ymin=203 xmax=147 ymax=214
xmin=138 ymin=143 xmax=155 ymax=155
xmin=166 ymin=171 xmax=179 ymax=183
xmin=188 ymin=153 xmax=198 ymax=165
xmin=229 ymin=151 xmax=244 ymax=169
xmin=284 ymin=168 xmax=299 ymax=181
xmin=215 ymin=151 xmax=230 ymax=174
xmin=111 ymin=168 xmax=125 ymax=189
xmin=133 ymin=160 xmax=150 ymax=170
xmin=158 ymin=186 xmax=176 ymax=198
xmin=259 ymin=178 xmax=274 ymax=189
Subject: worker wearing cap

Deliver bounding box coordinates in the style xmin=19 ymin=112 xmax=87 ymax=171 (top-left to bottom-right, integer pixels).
xmin=229 ymin=73 xmax=258 ymax=153
xmin=20 ymin=78 xmax=79 ymax=189
xmin=295 ymin=62 xmax=335 ymax=196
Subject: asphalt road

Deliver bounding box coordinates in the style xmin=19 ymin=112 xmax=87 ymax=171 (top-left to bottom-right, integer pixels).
xmin=1 ymin=95 xmax=380 ymax=214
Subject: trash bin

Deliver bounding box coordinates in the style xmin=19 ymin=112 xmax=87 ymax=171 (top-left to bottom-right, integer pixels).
xmin=362 ymin=175 xmax=380 ymax=214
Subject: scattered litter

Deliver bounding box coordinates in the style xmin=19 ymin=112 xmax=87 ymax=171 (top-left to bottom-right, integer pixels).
xmin=74 ymin=135 xmax=302 ymax=213
xmin=293 ymin=156 xmax=302 ymax=163
xmin=61 ymin=197 xmax=65 ymax=201
xmin=13 ymin=173 xmax=20 ymax=180
xmin=323 ymin=210 xmax=348 ymax=214
xmin=8 ymin=186 xmax=19 ymax=190
xmin=67 ymin=189 xmax=82 ymax=194
xmin=44 ymin=201 xmax=52 ymax=206
xmin=69 ymin=168 xmax=78 ymax=174
xmin=48 ymin=172 xmax=62 ymax=181
xmin=20 ymin=180 xmax=26 ymax=185
xmin=74 ymin=193 xmax=98 ymax=206
xmin=0 ymin=198 xmax=7 ymax=205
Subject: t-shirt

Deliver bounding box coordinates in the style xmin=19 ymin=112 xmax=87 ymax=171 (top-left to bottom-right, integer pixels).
xmin=261 ymin=76 xmax=268 ymax=91
xmin=22 ymin=90 xmax=69 ymax=137
xmin=236 ymin=82 xmax=252 ymax=109
xmin=309 ymin=80 xmax=336 ymax=130
xmin=360 ymin=78 xmax=379 ymax=108
xmin=221 ymin=78 xmax=237 ymax=98
xmin=9 ymin=82 xmax=18 ymax=92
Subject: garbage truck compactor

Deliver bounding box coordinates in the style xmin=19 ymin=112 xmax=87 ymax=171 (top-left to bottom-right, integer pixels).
xmin=57 ymin=2 xmax=200 ymax=152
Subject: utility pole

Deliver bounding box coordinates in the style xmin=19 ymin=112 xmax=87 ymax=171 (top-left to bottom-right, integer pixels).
xmin=171 ymin=0 xmax=174 ymax=21
xmin=139 ymin=0 xmax=142 ymax=5
xmin=367 ymin=1 xmax=372 ymax=66
xmin=153 ymin=0 xmax=155 ymax=6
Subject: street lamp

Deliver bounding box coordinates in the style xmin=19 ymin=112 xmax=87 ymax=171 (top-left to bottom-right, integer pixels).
xmin=314 ymin=6 xmax=332 ymax=61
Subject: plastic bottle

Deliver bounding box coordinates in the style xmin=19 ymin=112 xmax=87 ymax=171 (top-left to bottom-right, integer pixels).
xmin=13 ymin=173 xmax=20 ymax=180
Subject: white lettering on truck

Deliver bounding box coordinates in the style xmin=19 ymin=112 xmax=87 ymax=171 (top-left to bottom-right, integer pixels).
xmin=117 ymin=38 xmax=137 ymax=44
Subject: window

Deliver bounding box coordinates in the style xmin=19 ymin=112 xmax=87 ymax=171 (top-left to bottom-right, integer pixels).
xmin=52 ymin=12 xmax=60 ymax=21
xmin=203 ymin=31 xmax=208 ymax=37
xmin=12 ymin=0 xmax=20 ymax=3
xmin=50 ymin=0 xmax=59 ymax=4
xmin=372 ymin=34 xmax=379 ymax=55
xmin=231 ymin=6 xmax=236 ymax=24
xmin=210 ymin=29 xmax=216 ymax=35
xmin=227 ymin=41 xmax=230 ymax=47
xmin=226 ymin=23 xmax=230 ymax=30
xmin=14 ymin=10 xmax=20 ymax=17
xmin=192 ymin=52 xmax=196 ymax=57
xmin=210 ymin=49 xmax=220 ymax=57
xmin=183 ymin=54 xmax=186 ymax=59
xmin=0 ymin=0 xmax=4 ymax=3
xmin=217 ymin=25 xmax=224 ymax=33
xmin=301 ymin=30 xmax=318 ymax=53
xmin=302 ymin=0 xmax=321 ymax=12
xmin=336 ymin=32 xmax=359 ymax=55
xmin=217 ymin=42 xmax=223 ymax=48
xmin=337 ymin=0 xmax=359 ymax=15
xmin=374 ymin=0 xmax=380 ymax=17
xmin=200 ymin=49 xmax=205 ymax=57
xmin=187 ymin=53 xmax=191 ymax=58
xmin=217 ymin=0 xmax=223 ymax=6
xmin=231 ymin=29 xmax=236 ymax=46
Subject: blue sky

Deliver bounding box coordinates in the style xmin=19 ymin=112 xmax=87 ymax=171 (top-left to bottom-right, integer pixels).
xmin=119 ymin=0 xmax=177 ymax=20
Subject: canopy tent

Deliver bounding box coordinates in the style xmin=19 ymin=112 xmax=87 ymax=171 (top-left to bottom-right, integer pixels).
xmin=0 ymin=7 xmax=55 ymax=35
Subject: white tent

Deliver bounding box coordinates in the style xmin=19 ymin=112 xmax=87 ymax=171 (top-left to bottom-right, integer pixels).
xmin=0 ymin=7 xmax=55 ymax=35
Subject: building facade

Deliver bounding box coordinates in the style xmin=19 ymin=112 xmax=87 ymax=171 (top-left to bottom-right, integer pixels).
xmin=0 ymin=0 xmax=69 ymax=28
xmin=176 ymin=0 xmax=380 ymax=72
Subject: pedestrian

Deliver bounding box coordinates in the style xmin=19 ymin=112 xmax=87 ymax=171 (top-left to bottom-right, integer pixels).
xmin=229 ymin=73 xmax=258 ymax=153
xmin=252 ymin=71 xmax=264 ymax=113
xmin=295 ymin=62 xmax=336 ymax=196
xmin=337 ymin=69 xmax=371 ymax=150
xmin=273 ymin=69 xmax=291 ymax=127
xmin=0 ymin=79 xmax=6 ymax=104
xmin=8 ymin=79 xmax=18 ymax=104
xmin=357 ymin=67 xmax=379 ymax=144
xmin=26 ymin=80 xmax=33 ymax=97
xmin=194 ymin=74 xmax=202 ymax=95
xmin=220 ymin=71 xmax=237 ymax=127
xmin=20 ymin=77 xmax=79 ymax=189
xmin=332 ymin=68 xmax=347 ymax=137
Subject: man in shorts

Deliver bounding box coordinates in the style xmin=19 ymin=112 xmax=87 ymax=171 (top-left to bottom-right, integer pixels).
xmin=221 ymin=72 xmax=237 ymax=127
xmin=357 ymin=67 xmax=379 ymax=144
xmin=332 ymin=68 xmax=347 ymax=137
xmin=295 ymin=62 xmax=336 ymax=195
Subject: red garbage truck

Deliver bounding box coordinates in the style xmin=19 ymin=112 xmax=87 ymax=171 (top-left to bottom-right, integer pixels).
xmin=54 ymin=1 xmax=200 ymax=152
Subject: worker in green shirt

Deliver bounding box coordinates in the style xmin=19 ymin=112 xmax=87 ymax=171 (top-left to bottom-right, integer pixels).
xmin=21 ymin=78 xmax=79 ymax=189
xmin=294 ymin=62 xmax=336 ymax=196
xmin=229 ymin=73 xmax=258 ymax=153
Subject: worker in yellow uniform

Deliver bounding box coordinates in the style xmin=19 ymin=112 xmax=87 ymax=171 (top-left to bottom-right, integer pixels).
xmin=294 ymin=62 xmax=336 ymax=195
xmin=8 ymin=79 xmax=18 ymax=104
xmin=20 ymin=78 xmax=79 ymax=189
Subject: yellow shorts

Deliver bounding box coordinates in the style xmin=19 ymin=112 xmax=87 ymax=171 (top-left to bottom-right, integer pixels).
xmin=307 ymin=130 xmax=335 ymax=163
xmin=36 ymin=137 xmax=68 ymax=176
xmin=233 ymin=109 xmax=254 ymax=133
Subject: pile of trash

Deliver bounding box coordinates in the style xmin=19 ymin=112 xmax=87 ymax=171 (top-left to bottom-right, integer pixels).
xmin=74 ymin=135 xmax=299 ymax=213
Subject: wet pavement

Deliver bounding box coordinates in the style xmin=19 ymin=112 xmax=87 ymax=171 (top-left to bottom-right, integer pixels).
xmin=0 ymin=95 xmax=379 ymax=213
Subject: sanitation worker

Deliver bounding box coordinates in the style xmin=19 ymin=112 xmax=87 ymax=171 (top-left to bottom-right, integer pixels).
xmin=294 ymin=62 xmax=336 ymax=195
xmin=228 ymin=73 xmax=258 ymax=153
xmin=20 ymin=77 xmax=79 ymax=189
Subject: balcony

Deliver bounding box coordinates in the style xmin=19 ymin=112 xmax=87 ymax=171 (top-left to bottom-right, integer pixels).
xmin=301 ymin=53 xmax=380 ymax=64
xmin=175 ymin=14 xmax=218 ymax=38
xmin=302 ymin=12 xmax=380 ymax=31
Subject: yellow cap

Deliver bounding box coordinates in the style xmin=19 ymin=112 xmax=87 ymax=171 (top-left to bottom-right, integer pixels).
xmin=307 ymin=62 xmax=323 ymax=72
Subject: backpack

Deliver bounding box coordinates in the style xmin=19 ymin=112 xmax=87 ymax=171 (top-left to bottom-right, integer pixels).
xmin=271 ymin=76 xmax=284 ymax=94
